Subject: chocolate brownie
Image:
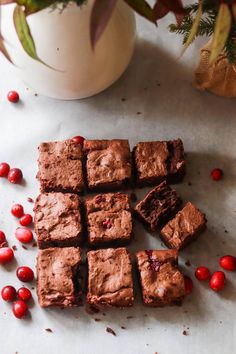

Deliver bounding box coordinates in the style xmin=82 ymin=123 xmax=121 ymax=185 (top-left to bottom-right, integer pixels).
xmin=133 ymin=139 xmax=185 ymax=187
xmin=37 ymin=140 xmax=84 ymax=193
xmin=85 ymin=193 xmax=132 ymax=247
xmin=34 ymin=193 xmax=83 ymax=249
xmin=135 ymin=181 xmax=181 ymax=232
xmin=83 ymin=140 xmax=132 ymax=191
xmin=37 ymin=247 xmax=82 ymax=307
xmin=87 ymin=248 xmax=134 ymax=308
xmin=161 ymin=202 xmax=207 ymax=250
xmin=136 ymin=249 xmax=185 ymax=307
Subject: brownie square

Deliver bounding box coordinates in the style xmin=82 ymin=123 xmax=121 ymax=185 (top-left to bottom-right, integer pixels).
xmin=34 ymin=192 xmax=83 ymax=249
xmin=37 ymin=247 xmax=82 ymax=308
xmin=83 ymin=139 xmax=132 ymax=191
xmin=85 ymin=193 xmax=132 ymax=247
xmin=135 ymin=181 xmax=181 ymax=232
xmin=136 ymin=249 xmax=185 ymax=307
xmin=133 ymin=139 xmax=185 ymax=187
xmin=161 ymin=202 xmax=207 ymax=250
xmin=87 ymin=248 xmax=134 ymax=308
xmin=37 ymin=140 xmax=84 ymax=194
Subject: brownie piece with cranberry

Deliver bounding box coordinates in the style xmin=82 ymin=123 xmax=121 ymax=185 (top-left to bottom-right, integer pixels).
xmin=34 ymin=192 xmax=83 ymax=249
xmin=37 ymin=247 xmax=82 ymax=308
xmin=85 ymin=193 xmax=132 ymax=247
xmin=136 ymin=249 xmax=185 ymax=307
xmin=161 ymin=202 xmax=207 ymax=250
xmin=134 ymin=181 xmax=181 ymax=232
xmin=83 ymin=139 xmax=132 ymax=191
xmin=133 ymin=139 xmax=185 ymax=187
xmin=37 ymin=139 xmax=84 ymax=194
xmin=87 ymin=248 xmax=134 ymax=308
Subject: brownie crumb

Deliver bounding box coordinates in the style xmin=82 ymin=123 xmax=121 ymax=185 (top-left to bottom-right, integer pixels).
xmin=188 ymin=182 xmax=192 ymax=186
xmin=27 ymin=197 xmax=34 ymax=203
xmin=224 ymin=229 xmax=228 ymax=233
xmin=34 ymin=93 xmax=38 ymax=97
xmin=126 ymin=316 xmax=134 ymax=319
xmin=94 ymin=318 xmax=101 ymax=322
xmin=106 ymin=327 xmax=116 ymax=336
xmin=185 ymin=260 xmax=191 ymax=267
xmin=102 ymin=313 xmax=106 ymax=316
xmin=45 ymin=328 xmax=53 ymax=333
xmin=130 ymin=192 xmax=137 ymax=203
xmin=12 ymin=245 xmax=17 ymax=251
xmin=121 ymin=98 xmax=126 ymax=102
xmin=136 ymin=111 xmax=142 ymax=115
xmin=22 ymin=245 xmax=28 ymax=250
xmin=32 ymin=242 xmax=37 ymax=248
xmin=31 ymin=287 xmax=35 ymax=290
xmin=182 ymin=330 xmax=188 ymax=336
xmin=121 ymin=326 xmax=126 ymax=330
xmin=85 ymin=305 xmax=100 ymax=315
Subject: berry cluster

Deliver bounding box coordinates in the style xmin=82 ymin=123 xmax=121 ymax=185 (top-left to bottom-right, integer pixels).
xmin=0 ymin=163 xmax=23 ymax=184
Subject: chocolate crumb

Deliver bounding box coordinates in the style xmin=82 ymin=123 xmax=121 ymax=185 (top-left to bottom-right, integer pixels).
xmin=126 ymin=316 xmax=134 ymax=319
xmin=182 ymin=330 xmax=188 ymax=336
xmin=224 ymin=229 xmax=228 ymax=233
xmin=22 ymin=245 xmax=28 ymax=250
xmin=130 ymin=192 xmax=137 ymax=203
xmin=34 ymin=93 xmax=38 ymax=97
xmin=102 ymin=312 xmax=106 ymax=316
xmin=12 ymin=245 xmax=17 ymax=251
xmin=121 ymin=98 xmax=126 ymax=102
xmin=94 ymin=318 xmax=101 ymax=322
xmin=185 ymin=260 xmax=191 ymax=267
xmin=106 ymin=327 xmax=116 ymax=336
xmin=188 ymin=182 xmax=192 ymax=186
xmin=31 ymin=287 xmax=35 ymax=290
xmin=45 ymin=328 xmax=53 ymax=333
xmin=27 ymin=197 xmax=34 ymax=203
xmin=137 ymin=111 xmax=142 ymax=115
xmin=85 ymin=305 xmax=100 ymax=315
xmin=121 ymin=326 xmax=126 ymax=330
xmin=32 ymin=242 xmax=37 ymax=248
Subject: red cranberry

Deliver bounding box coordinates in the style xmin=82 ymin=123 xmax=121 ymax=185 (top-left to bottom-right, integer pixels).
xmin=0 ymin=230 xmax=6 ymax=244
xmin=210 ymin=271 xmax=225 ymax=292
xmin=102 ymin=219 xmax=112 ymax=229
xmin=16 ymin=266 xmax=34 ymax=282
xmin=7 ymin=91 xmax=20 ymax=103
xmin=195 ymin=266 xmax=210 ymax=281
xmin=15 ymin=228 xmax=33 ymax=243
xmin=17 ymin=287 xmax=32 ymax=302
xmin=211 ymin=168 xmax=223 ymax=181
xmin=19 ymin=214 xmax=33 ymax=227
xmin=8 ymin=168 xmax=23 ymax=184
xmin=71 ymin=135 xmax=85 ymax=145
xmin=1 ymin=285 xmax=17 ymax=302
xmin=0 ymin=247 xmax=14 ymax=264
xmin=11 ymin=204 xmax=24 ymax=218
xmin=12 ymin=300 xmax=28 ymax=319
xmin=184 ymin=276 xmax=193 ymax=295
xmin=219 ymin=255 xmax=236 ymax=271
xmin=0 ymin=162 xmax=10 ymax=177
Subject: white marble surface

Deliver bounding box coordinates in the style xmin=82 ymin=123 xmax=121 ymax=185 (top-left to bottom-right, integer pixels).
xmin=0 ymin=11 xmax=236 ymax=354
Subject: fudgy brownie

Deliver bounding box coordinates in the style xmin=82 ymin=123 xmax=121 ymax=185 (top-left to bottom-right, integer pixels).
xmin=34 ymin=192 xmax=83 ymax=249
xmin=37 ymin=139 xmax=84 ymax=193
xmin=87 ymin=248 xmax=134 ymax=308
xmin=134 ymin=181 xmax=181 ymax=232
xmin=136 ymin=249 xmax=185 ymax=307
xmin=37 ymin=247 xmax=82 ymax=308
xmin=133 ymin=139 xmax=185 ymax=186
xmin=83 ymin=139 xmax=132 ymax=191
xmin=161 ymin=202 xmax=207 ymax=250
xmin=85 ymin=193 xmax=132 ymax=247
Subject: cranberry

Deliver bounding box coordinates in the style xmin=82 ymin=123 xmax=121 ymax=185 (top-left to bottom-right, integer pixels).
xmin=0 ymin=247 xmax=14 ymax=264
xmin=1 ymin=286 xmax=17 ymax=302
xmin=210 ymin=271 xmax=225 ymax=292
xmin=0 ymin=162 xmax=10 ymax=177
xmin=16 ymin=266 xmax=34 ymax=282
xmin=8 ymin=168 xmax=23 ymax=184
xmin=12 ymin=300 xmax=28 ymax=319
xmin=19 ymin=214 xmax=33 ymax=227
xmin=219 ymin=255 xmax=236 ymax=271
xmin=102 ymin=219 xmax=112 ymax=229
xmin=184 ymin=276 xmax=193 ymax=295
xmin=0 ymin=230 xmax=6 ymax=244
xmin=7 ymin=91 xmax=20 ymax=103
xmin=211 ymin=168 xmax=223 ymax=181
xmin=11 ymin=204 xmax=24 ymax=218
xmin=17 ymin=287 xmax=32 ymax=302
xmin=71 ymin=135 xmax=85 ymax=145
xmin=15 ymin=228 xmax=33 ymax=243
xmin=195 ymin=266 xmax=210 ymax=281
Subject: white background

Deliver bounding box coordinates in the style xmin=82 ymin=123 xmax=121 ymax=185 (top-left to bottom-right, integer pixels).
xmin=0 ymin=8 xmax=236 ymax=354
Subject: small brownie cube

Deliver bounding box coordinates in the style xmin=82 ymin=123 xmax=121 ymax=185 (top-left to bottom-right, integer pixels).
xmin=34 ymin=193 xmax=83 ymax=249
xmin=83 ymin=139 xmax=132 ymax=191
xmin=135 ymin=181 xmax=181 ymax=232
xmin=87 ymin=248 xmax=134 ymax=308
xmin=161 ymin=202 xmax=207 ymax=250
xmin=37 ymin=139 xmax=84 ymax=194
xmin=85 ymin=193 xmax=132 ymax=247
xmin=136 ymin=249 xmax=185 ymax=307
xmin=133 ymin=139 xmax=185 ymax=187
xmin=37 ymin=247 xmax=82 ymax=308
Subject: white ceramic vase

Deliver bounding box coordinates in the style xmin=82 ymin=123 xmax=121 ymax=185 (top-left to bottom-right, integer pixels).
xmin=2 ymin=1 xmax=136 ymax=99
